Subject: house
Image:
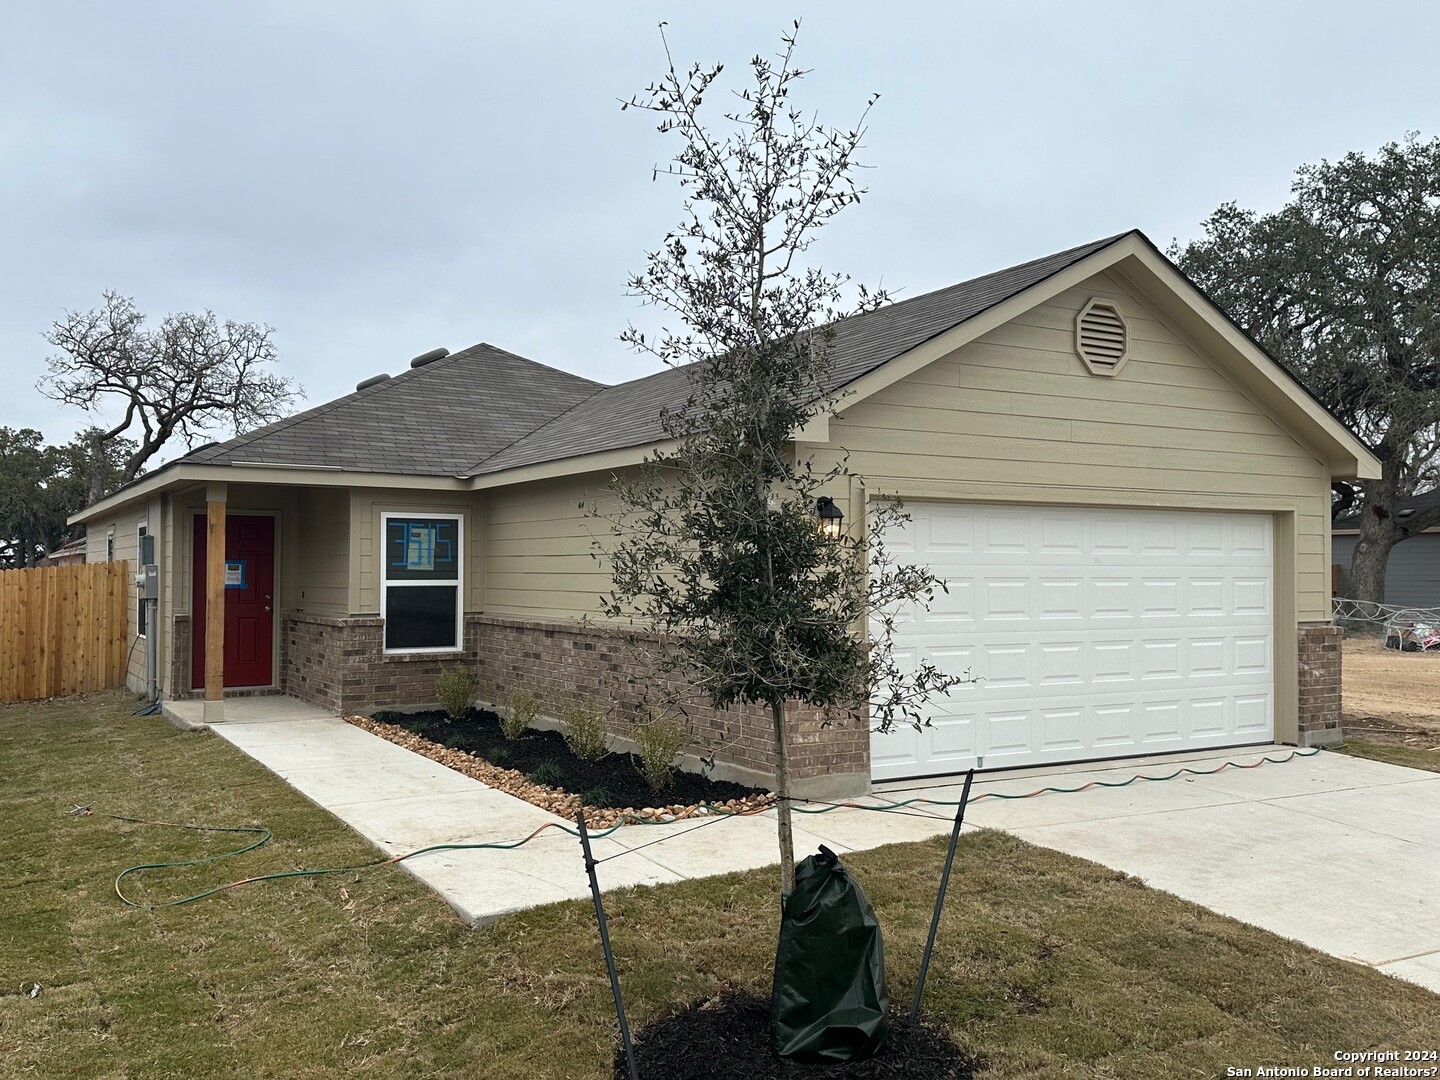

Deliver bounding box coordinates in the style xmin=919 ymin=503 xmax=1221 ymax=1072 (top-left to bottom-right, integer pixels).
xmin=39 ymin=536 xmax=86 ymax=566
xmin=1331 ymin=491 xmax=1440 ymax=608
xmin=69 ymin=230 xmax=1379 ymax=796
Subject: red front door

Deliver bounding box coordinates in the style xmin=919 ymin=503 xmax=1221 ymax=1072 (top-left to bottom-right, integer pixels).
xmin=192 ymin=514 xmax=275 ymax=689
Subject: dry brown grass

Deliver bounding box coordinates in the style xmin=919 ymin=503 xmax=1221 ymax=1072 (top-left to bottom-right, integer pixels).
xmin=3 ymin=692 xmax=1437 ymax=1079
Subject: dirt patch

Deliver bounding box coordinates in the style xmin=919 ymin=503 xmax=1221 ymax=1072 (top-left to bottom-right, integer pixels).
xmin=1342 ymin=638 xmax=1440 ymax=748
xmin=619 ymin=991 xmax=980 ymax=1080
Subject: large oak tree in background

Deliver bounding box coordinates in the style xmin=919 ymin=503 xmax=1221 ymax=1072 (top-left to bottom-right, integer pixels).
xmin=600 ymin=25 xmax=967 ymax=893
xmin=40 ymin=292 xmax=301 ymax=501
xmin=1172 ymin=135 xmax=1440 ymax=604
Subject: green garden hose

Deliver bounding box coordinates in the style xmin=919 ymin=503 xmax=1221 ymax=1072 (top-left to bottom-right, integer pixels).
xmin=75 ymin=747 xmax=1324 ymax=909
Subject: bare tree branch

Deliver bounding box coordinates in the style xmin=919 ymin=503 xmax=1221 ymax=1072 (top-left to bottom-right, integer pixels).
xmin=38 ymin=292 xmax=302 ymax=489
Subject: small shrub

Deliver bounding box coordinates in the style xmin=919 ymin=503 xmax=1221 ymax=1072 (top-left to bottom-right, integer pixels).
xmin=486 ymin=745 xmax=512 ymax=769
xmin=371 ymin=710 xmax=406 ymax=725
xmin=581 ymin=786 xmax=614 ymax=808
xmin=500 ymin=689 xmax=539 ymax=741
xmin=435 ymin=667 xmax=476 ymax=724
xmin=527 ymin=761 xmax=564 ymax=788
xmin=560 ymin=698 xmax=609 ymax=762
xmin=631 ymin=713 xmax=685 ymax=791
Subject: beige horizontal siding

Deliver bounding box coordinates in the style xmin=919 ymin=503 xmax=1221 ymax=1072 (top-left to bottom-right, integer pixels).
xmin=83 ymin=505 xmax=153 ymax=690
xmin=484 ymin=472 xmax=621 ymax=620
xmin=477 ymin=269 xmax=1333 ymax=624
xmin=295 ymin=488 xmax=349 ymax=616
xmin=350 ymin=489 xmax=484 ymax=614
xmin=820 ymin=270 xmax=1333 ymax=621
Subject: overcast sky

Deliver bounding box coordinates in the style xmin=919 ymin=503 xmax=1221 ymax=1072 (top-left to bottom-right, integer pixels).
xmin=4 ymin=1 xmax=1438 ymax=455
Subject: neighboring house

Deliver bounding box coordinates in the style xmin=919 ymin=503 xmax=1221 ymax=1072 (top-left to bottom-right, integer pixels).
xmin=1332 ymin=491 xmax=1440 ymax=609
xmin=70 ymin=231 xmax=1379 ymax=796
xmin=39 ymin=536 xmax=86 ymax=566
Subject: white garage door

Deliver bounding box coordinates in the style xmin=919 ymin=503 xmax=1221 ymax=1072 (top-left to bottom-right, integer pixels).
xmin=871 ymin=502 xmax=1274 ymax=781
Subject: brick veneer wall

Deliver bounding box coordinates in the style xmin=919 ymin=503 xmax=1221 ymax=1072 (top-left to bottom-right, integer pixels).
xmin=277 ymin=610 xmax=869 ymax=791
xmin=169 ymin=613 xmax=190 ymax=699
xmin=169 ymin=610 xmax=289 ymax=701
xmin=469 ymin=615 xmax=869 ymax=788
xmin=1297 ymin=622 xmax=1343 ymax=746
xmin=283 ymin=612 xmax=487 ymax=714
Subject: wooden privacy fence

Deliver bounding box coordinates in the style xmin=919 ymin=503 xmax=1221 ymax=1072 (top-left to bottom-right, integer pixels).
xmin=0 ymin=562 xmax=131 ymax=703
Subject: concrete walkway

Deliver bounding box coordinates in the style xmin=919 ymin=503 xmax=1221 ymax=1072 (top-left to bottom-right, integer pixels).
xmin=175 ymin=697 xmax=1440 ymax=994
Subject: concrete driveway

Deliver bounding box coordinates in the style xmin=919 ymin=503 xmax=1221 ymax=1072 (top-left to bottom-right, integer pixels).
xmin=184 ymin=698 xmax=1440 ymax=995
xmin=925 ymin=748 xmax=1440 ymax=993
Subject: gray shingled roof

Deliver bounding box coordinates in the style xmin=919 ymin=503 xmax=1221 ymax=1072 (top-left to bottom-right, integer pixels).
xmin=165 ymin=231 xmax=1129 ymax=481
xmin=470 ymin=232 xmax=1128 ymax=474
xmin=180 ymin=342 xmax=603 ymax=476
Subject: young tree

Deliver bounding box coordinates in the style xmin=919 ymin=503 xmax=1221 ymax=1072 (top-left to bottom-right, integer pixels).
xmin=1172 ymin=135 xmax=1440 ymax=603
xmin=602 ymin=25 xmax=967 ymax=893
xmin=40 ymin=292 xmax=300 ymax=491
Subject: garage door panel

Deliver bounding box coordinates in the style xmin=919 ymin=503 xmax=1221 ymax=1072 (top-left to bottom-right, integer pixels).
xmin=1038 ymin=707 xmax=1084 ymax=752
xmin=1140 ymin=700 xmax=1183 ymax=741
xmin=926 ymin=712 xmax=979 ymax=763
xmin=1234 ymin=578 xmax=1271 ymax=615
xmin=1235 ymin=695 xmax=1273 ymax=734
xmin=1189 ymin=697 xmax=1227 ymax=737
xmin=871 ymin=502 xmax=1276 ymax=780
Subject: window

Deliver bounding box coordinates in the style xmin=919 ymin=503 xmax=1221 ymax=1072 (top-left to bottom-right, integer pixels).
xmin=137 ymin=524 xmax=148 ymax=638
xmin=380 ymin=513 xmax=462 ymax=652
xmin=106 ymin=528 xmax=115 ymax=562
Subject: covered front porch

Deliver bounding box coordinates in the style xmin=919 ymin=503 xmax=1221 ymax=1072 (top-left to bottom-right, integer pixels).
xmin=159 ymin=477 xmax=484 ymax=723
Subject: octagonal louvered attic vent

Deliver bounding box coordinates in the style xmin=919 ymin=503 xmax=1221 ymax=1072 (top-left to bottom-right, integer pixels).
xmin=1075 ymin=298 xmax=1130 ymax=376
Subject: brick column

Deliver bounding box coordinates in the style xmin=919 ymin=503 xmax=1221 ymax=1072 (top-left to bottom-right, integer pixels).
xmin=1297 ymin=622 xmax=1343 ymax=746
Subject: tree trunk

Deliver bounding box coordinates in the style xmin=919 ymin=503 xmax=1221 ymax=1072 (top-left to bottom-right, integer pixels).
xmin=1347 ymin=473 xmax=1401 ymax=606
xmin=771 ymin=698 xmax=796 ymax=896
xmin=85 ymin=428 xmax=107 ymax=506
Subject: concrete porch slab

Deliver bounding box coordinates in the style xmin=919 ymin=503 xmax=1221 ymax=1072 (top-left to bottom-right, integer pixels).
xmin=163 ymin=694 xmax=335 ymax=729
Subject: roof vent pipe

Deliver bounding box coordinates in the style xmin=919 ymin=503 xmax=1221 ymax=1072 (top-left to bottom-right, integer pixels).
xmin=355 ymin=373 xmax=391 ymax=392
xmin=409 ymin=347 xmax=450 ymax=369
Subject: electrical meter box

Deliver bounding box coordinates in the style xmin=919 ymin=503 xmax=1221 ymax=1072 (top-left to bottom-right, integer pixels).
xmin=143 ymin=564 xmax=159 ymax=600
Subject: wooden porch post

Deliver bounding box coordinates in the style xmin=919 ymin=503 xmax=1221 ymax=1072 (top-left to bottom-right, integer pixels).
xmin=203 ymin=482 xmax=227 ymax=724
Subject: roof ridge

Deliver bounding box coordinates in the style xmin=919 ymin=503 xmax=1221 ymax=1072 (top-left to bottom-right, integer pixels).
xmin=471 ymin=231 xmax=1137 ymax=475
xmin=464 ymin=342 xmax=607 ymax=389
xmin=183 ymin=345 xmax=467 ymax=463
xmin=844 ymin=230 xmax=1135 ymax=325
xmin=188 ymin=342 xmax=598 ymax=466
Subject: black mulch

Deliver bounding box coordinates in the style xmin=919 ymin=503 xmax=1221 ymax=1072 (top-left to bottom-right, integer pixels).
xmin=374 ymin=708 xmax=767 ymax=811
xmin=616 ymin=991 xmax=981 ymax=1080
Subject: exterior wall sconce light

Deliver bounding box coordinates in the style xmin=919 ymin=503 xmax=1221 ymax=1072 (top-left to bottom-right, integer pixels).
xmin=816 ymin=496 xmax=844 ymax=539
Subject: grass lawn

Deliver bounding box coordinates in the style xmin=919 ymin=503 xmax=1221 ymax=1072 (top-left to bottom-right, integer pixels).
xmin=1334 ymin=738 xmax=1440 ymax=773
xmin=3 ymin=694 xmax=1437 ymax=1079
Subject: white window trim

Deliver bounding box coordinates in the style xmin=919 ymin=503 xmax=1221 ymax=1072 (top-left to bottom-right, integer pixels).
xmin=136 ymin=523 xmax=148 ymax=639
xmin=379 ymin=511 xmax=464 ymax=655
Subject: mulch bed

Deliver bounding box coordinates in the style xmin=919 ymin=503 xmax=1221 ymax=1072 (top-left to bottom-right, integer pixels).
xmin=347 ymin=710 xmax=773 ymax=829
xmin=617 ymin=991 xmax=981 ymax=1080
